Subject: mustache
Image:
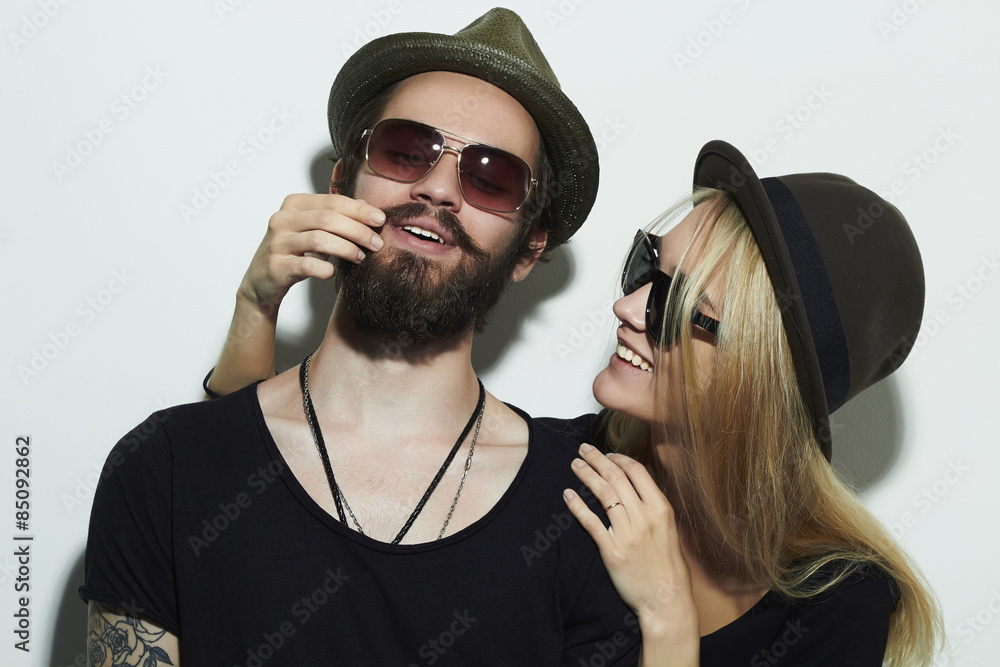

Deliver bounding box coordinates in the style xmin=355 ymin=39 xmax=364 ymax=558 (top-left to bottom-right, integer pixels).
xmin=380 ymin=202 xmax=488 ymax=261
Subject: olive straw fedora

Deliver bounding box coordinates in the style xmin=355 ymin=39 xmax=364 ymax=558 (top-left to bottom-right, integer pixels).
xmin=692 ymin=140 xmax=925 ymax=460
xmin=328 ymin=7 xmax=598 ymax=245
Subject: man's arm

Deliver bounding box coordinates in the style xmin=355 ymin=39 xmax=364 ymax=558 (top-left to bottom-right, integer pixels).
xmin=204 ymin=193 xmax=386 ymax=398
xmin=87 ymin=601 xmax=180 ymax=666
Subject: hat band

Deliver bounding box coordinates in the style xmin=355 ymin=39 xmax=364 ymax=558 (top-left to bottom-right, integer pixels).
xmin=760 ymin=177 xmax=850 ymax=413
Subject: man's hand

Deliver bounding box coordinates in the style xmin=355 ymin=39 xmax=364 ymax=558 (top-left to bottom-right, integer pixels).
xmin=237 ymin=194 xmax=386 ymax=313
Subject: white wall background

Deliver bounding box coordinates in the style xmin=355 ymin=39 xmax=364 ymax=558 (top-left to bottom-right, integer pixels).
xmin=2 ymin=0 xmax=997 ymax=664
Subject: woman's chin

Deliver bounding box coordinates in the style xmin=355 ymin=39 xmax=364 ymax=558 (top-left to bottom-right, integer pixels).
xmin=593 ymin=365 xmax=642 ymax=419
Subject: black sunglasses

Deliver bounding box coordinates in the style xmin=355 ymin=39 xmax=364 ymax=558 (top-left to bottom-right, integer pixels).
xmin=362 ymin=118 xmax=537 ymax=214
xmin=622 ymin=229 xmax=720 ymax=346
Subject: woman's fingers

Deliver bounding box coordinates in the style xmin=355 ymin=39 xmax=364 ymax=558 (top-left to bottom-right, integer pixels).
xmin=608 ymin=454 xmax=671 ymax=509
xmin=574 ymin=443 xmax=642 ymax=505
xmin=282 ymin=193 xmax=386 ymax=227
xmin=570 ymin=447 xmax=638 ymax=531
xmin=270 ymin=210 xmax=384 ymax=259
xmin=562 ymin=488 xmax=616 ymax=552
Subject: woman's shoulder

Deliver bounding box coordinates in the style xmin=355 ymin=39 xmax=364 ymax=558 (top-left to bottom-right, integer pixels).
xmin=788 ymin=558 xmax=900 ymax=607
xmin=701 ymin=558 xmax=898 ymax=665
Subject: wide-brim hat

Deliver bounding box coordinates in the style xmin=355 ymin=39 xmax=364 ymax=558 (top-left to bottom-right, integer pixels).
xmin=328 ymin=8 xmax=598 ymax=245
xmin=693 ymin=140 xmax=924 ymax=460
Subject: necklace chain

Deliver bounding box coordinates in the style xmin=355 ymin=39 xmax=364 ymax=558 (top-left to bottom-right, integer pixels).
xmin=299 ymin=353 xmax=484 ymax=543
xmin=438 ymin=404 xmax=483 ymax=539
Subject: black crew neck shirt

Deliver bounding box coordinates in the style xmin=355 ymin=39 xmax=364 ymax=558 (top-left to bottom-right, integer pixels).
xmin=80 ymin=386 xmax=640 ymax=665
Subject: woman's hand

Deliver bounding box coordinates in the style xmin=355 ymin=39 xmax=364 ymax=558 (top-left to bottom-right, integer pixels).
xmin=205 ymin=194 xmax=386 ymax=398
xmin=238 ymin=194 xmax=387 ymax=312
xmin=563 ymin=443 xmax=699 ymax=666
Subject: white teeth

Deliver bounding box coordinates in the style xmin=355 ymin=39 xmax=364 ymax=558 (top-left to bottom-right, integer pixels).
xmin=403 ymin=225 xmax=444 ymax=244
xmin=616 ymin=344 xmax=653 ymax=372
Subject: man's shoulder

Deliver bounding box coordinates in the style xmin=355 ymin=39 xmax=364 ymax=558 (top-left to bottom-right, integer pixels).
xmin=521 ymin=409 xmax=607 ymax=456
xmin=110 ymin=385 xmax=261 ymax=466
xmin=534 ymin=411 xmax=604 ymax=442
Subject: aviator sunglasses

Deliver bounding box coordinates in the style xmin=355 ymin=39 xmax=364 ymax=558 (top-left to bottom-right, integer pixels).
xmin=622 ymin=229 xmax=720 ymax=346
xmin=361 ymin=118 xmax=538 ymax=214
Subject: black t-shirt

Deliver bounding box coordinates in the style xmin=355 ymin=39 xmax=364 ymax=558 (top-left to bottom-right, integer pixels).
xmin=80 ymin=386 xmax=640 ymax=665
xmin=700 ymin=562 xmax=897 ymax=666
xmin=542 ymin=413 xmax=899 ymax=666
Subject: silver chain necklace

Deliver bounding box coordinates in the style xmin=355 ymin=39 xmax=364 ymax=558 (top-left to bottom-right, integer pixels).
xmin=299 ymin=353 xmax=484 ymax=543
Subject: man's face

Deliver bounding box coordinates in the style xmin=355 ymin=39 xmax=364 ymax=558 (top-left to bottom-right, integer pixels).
xmin=337 ymin=71 xmax=547 ymax=347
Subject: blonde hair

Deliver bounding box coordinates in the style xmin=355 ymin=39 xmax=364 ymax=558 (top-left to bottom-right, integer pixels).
xmin=605 ymin=188 xmax=942 ymax=665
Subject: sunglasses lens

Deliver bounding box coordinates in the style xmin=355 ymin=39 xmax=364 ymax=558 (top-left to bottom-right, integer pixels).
xmin=646 ymin=274 xmax=668 ymax=345
xmin=459 ymin=144 xmax=532 ymax=213
xmin=623 ymin=232 xmax=657 ymax=294
xmin=367 ymin=120 xmax=442 ymax=182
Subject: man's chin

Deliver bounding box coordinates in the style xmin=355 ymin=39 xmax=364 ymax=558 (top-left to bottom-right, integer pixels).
xmin=335 ymin=221 xmax=522 ymax=349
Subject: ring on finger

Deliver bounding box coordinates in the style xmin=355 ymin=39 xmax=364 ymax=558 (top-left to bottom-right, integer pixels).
xmin=603 ymin=501 xmax=622 ymax=512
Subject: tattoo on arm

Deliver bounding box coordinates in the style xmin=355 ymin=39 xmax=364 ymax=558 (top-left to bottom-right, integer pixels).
xmin=87 ymin=601 xmax=177 ymax=667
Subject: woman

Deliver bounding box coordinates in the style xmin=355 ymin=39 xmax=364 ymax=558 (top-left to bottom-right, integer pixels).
xmin=560 ymin=141 xmax=941 ymax=665
xmin=204 ymin=141 xmax=941 ymax=664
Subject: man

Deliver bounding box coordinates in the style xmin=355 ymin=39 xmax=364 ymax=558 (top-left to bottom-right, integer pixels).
xmin=80 ymin=9 xmax=641 ymax=665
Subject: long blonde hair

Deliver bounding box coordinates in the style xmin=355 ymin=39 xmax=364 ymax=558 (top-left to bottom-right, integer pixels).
xmin=604 ymin=188 xmax=942 ymax=665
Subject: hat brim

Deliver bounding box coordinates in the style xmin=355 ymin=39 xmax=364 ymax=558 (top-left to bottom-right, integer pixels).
xmin=692 ymin=140 xmax=832 ymax=459
xmin=328 ymin=34 xmax=598 ymax=245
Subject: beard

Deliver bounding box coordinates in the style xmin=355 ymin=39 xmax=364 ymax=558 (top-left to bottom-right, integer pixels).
xmin=336 ymin=202 xmax=524 ymax=348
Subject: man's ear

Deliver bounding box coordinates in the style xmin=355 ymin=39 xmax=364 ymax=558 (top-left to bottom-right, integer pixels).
xmin=329 ymin=159 xmax=344 ymax=194
xmin=510 ymin=228 xmax=548 ymax=282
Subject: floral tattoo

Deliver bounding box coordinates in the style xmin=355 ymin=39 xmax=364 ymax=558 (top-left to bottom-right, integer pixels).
xmin=88 ymin=601 xmax=174 ymax=667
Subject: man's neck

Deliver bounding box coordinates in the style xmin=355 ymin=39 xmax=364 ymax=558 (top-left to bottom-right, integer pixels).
xmin=302 ymin=302 xmax=482 ymax=440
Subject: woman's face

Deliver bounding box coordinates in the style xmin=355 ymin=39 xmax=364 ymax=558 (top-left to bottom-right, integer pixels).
xmin=592 ymin=204 xmax=724 ymax=426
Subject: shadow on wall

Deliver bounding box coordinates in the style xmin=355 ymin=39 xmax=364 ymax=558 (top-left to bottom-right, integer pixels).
xmin=49 ymin=550 xmax=86 ymax=667
xmin=274 ymin=146 xmax=575 ymax=375
xmin=830 ymin=376 xmax=905 ymax=492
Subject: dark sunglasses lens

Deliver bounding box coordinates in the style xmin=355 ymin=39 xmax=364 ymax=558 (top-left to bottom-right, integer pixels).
xmin=367 ymin=120 xmax=441 ymax=182
xmin=623 ymin=233 xmax=656 ymax=294
xmin=459 ymin=144 xmax=531 ymax=212
xmin=646 ymin=274 xmax=667 ymax=344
